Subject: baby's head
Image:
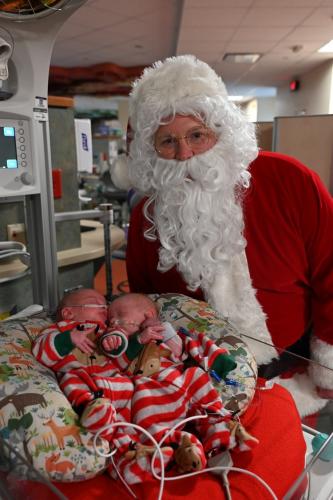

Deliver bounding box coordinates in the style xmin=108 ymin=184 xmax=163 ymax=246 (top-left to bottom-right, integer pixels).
xmin=57 ymin=288 xmax=108 ymax=325
xmin=108 ymin=293 xmax=159 ymax=335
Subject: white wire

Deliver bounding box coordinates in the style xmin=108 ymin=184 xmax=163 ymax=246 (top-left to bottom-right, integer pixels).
xmin=151 ymin=463 xmax=279 ymax=500
xmin=150 ymin=413 xmax=278 ymax=500
xmin=93 ymin=421 xmax=165 ymax=500
xmin=110 ymin=453 xmax=137 ymax=499
xmin=150 ymin=413 xmax=208 ymax=474
xmin=92 ymin=414 xmax=279 ymax=500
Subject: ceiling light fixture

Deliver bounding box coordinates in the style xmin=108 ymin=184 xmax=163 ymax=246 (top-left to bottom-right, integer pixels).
xmin=223 ymin=53 xmax=261 ymax=64
xmin=318 ymin=39 xmax=333 ymax=53
xmin=228 ymin=96 xmax=245 ymax=101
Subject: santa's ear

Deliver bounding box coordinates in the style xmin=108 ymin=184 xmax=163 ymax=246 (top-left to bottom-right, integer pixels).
xmin=61 ymin=307 xmax=74 ymax=320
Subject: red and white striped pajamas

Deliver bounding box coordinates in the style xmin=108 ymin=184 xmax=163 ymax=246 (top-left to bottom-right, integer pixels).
xmin=33 ymin=322 xmax=236 ymax=484
xmin=32 ymin=321 xmax=135 ymax=446
xmin=114 ymin=332 xmax=235 ymax=484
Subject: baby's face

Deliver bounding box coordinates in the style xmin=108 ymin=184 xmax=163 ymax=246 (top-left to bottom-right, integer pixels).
xmin=67 ymin=290 xmax=108 ymax=325
xmin=108 ymin=302 xmax=153 ymax=335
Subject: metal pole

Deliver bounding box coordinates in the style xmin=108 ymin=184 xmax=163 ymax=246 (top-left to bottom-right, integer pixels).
xmin=284 ymin=431 xmax=333 ymax=499
xmin=54 ymin=209 xmax=105 ymax=222
xmin=98 ymin=203 xmax=114 ymax=302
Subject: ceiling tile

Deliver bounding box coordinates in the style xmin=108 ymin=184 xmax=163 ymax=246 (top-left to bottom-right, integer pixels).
xmin=233 ymin=27 xmax=293 ymax=42
xmin=302 ymin=7 xmax=333 ymax=27
xmin=178 ymin=27 xmax=235 ymax=42
xmin=241 ymin=7 xmax=313 ymax=26
xmin=182 ymin=7 xmax=248 ymax=27
xmin=224 ymin=40 xmax=276 ymax=52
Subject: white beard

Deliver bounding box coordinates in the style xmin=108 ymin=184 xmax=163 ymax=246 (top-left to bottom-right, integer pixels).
xmin=146 ymin=143 xmax=278 ymax=364
xmin=150 ymin=143 xmax=247 ymax=289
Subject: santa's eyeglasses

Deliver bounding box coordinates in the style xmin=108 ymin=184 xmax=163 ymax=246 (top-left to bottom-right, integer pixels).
xmin=154 ymin=126 xmax=216 ymax=159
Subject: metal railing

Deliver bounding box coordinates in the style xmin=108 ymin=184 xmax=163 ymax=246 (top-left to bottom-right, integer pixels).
xmin=54 ymin=203 xmax=114 ymax=301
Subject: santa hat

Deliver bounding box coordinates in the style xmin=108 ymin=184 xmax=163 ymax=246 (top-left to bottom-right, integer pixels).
xmin=129 ymin=54 xmax=229 ymax=133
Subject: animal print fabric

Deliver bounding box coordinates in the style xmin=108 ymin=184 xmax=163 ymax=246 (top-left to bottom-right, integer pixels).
xmin=153 ymin=293 xmax=258 ymax=415
xmin=0 ymin=313 xmax=109 ymax=482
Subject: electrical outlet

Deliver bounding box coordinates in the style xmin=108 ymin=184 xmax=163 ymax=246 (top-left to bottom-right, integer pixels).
xmin=7 ymin=223 xmax=26 ymax=244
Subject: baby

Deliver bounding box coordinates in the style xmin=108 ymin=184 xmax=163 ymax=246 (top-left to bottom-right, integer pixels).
xmin=100 ymin=292 xmax=183 ymax=361
xmin=32 ymin=289 xmax=183 ymax=447
xmin=97 ymin=293 xmax=243 ymax=484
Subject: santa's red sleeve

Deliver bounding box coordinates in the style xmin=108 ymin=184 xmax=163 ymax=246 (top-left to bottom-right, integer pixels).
xmin=301 ymin=164 xmax=333 ymax=393
xmin=247 ymin=152 xmax=333 ymax=396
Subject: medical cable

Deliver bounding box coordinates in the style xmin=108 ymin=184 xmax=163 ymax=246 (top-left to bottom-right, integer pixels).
xmin=172 ymin=307 xmax=333 ymax=373
xmin=149 ymin=413 xmax=278 ymax=500
xmin=93 ymin=421 xmax=165 ymax=500
xmin=93 ymin=415 xmax=279 ymax=500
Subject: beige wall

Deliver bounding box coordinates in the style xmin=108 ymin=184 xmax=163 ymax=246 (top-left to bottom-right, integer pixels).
xmin=273 ymin=114 xmax=333 ymax=193
xmin=117 ymin=98 xmax=129 ymax=133
xmin=276 ymin=60 xmax=333 ymax=117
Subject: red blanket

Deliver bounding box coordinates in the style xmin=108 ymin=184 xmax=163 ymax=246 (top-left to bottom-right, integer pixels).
xmin=19 ymin=381 xmax=307 ymax=499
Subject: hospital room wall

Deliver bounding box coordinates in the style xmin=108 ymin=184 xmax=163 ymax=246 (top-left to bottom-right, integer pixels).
xmin=276 ymin=59 xmax=333 ymax=117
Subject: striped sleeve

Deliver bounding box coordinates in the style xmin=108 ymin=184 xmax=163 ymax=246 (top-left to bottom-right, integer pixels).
xmin=32 ymin=322 xmax=79 ymax=372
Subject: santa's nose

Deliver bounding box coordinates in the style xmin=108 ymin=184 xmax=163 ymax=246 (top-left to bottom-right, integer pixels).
xmin=175 ymin=138 xmax=194 ymax=161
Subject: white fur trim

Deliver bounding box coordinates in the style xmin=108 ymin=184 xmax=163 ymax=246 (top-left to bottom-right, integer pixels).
xmin=203 ymin=252 xmax=278 ymax=365
xmin=273 ymin=372 xmax=328 ymax=417
xmin=309 ymin=337 xmax=333 ymax=390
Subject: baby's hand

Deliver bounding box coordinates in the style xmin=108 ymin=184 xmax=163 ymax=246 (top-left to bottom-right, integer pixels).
xmin=139 ymin=322 xmax=164 ymax=344
xmin=70 ymin=325 xmax=96 ymax=354
xmin=102 ymin=334 xmax=122 ymax=352
xmin=141 ymin=318 xmax=163 ymax=328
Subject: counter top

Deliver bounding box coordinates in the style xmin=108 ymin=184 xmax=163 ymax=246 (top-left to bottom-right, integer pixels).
xmin=0 ymin=222 xmax=125 ymax=280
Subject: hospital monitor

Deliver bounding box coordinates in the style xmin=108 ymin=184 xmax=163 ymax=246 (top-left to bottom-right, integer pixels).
xmin=0 ymin=117 xmax=34 ymax=194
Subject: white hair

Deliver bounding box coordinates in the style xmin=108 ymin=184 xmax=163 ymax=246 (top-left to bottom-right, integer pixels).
xmin=127 ymin=54 xmax=258 ymax=291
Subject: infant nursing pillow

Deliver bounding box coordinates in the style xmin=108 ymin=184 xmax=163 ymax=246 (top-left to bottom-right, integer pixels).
xmin=0 ymin=294 xmax=257 ymax=485
xmin=154 ymin=293 xmax=258 ymax=416
xmin=0 ymin=314 xmax=109 ymax=483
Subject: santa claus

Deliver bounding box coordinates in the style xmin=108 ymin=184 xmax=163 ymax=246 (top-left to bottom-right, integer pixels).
xmin=120 ymin=55 xmax=333 ymax=417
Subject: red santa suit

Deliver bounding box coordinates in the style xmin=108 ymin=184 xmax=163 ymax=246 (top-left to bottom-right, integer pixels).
xmin=126 ymin=151 xmax=333 ymax=416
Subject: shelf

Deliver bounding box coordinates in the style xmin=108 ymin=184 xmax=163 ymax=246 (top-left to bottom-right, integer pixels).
xmin=0 ymin=224 xmax=125 ymax=279
xmin=92 ymin=135 xmax=123 ymax=140
xmin=48 ymin=95 xmax=74 ymax=108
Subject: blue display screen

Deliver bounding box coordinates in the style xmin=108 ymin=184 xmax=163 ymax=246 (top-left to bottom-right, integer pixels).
xmin=0 ymin=126 xmax=18 ymax=169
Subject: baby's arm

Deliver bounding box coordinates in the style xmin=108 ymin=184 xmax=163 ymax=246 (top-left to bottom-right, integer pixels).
xmin=182 ymin=331 xmax=237 ymax=380
xmin=138 ymin=318 xmax=164 ymax=344
xmin=99 ymin=330 xmax=129 ymax=357
xmin=70 ymin=323 xmax=98 ymax=354
xmin=140 ymin=319 xmax=182 ymax=358
xmin=32 ymin=322 xmax=97 ymax=367
xmin=160 ymin=322 xmax=183 ymax=358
